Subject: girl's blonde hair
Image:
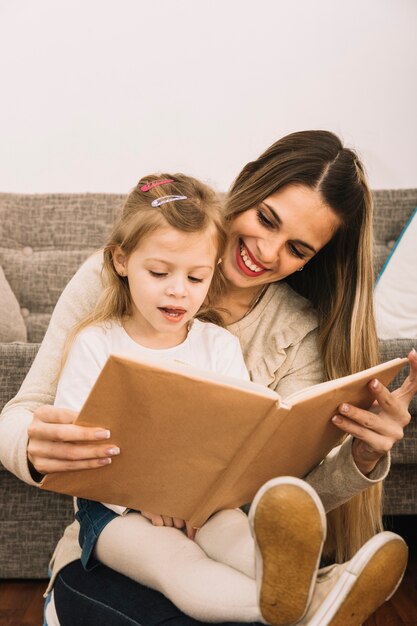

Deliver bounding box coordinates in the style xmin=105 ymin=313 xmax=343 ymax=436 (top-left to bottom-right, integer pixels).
xmin=64 ymin=174 xmax=227 ymax=361
xmin=226 ymin=130 xmax=381 ymax=562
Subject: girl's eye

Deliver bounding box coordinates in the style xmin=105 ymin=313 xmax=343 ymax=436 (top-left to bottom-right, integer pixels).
xmin=188 ymin=276 xmax=204 ymax=284
xmin=256 ymin=209 xmax=274 ymax=229
xmin=149 ymin=271 xmax=167 ymax=278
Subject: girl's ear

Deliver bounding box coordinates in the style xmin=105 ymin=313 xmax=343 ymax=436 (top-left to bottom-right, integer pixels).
xmin=112 ymin=246 xmax=128 ymax=277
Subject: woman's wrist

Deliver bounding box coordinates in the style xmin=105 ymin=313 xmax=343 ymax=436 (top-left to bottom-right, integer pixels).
xmin=351 ymin=437 xmax=384 ymax=476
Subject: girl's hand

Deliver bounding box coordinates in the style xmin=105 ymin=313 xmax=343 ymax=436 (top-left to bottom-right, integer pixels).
xmin=141 ymin=511 xmax=196 ymax=539
xmin=332 ymin=349 xmax=417 ymax=475
xmin=27 ymin=404 xmax=119 ymax=476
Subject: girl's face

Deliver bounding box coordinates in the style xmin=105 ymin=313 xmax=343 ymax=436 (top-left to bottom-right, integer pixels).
xmin=113 ymin=226 xmax=218 ymax=348
xmin=222 ymin=184 xmax=341 ymax=290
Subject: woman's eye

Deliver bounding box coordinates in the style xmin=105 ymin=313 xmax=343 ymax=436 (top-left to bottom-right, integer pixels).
xmin=256 ymin=209 xmax=274 ymax=229
xmin=289 ymin=245 xmax=305 ymax=259
xmin=149 ymin=271 xmax=167 ymax=278
xmin=188 ymin=276 xmax=204 ymax=283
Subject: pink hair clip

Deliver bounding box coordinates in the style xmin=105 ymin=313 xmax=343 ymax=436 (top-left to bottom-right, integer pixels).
xmin=140 ymin=179 xmax=174 ymax=192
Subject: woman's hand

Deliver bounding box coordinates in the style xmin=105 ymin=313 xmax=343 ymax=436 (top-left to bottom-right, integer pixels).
xmin=332 ymin=349 xmax=417 ymax=475
xmin=141 ymin=511 xmax=196 ymax=539
xmin=27 ymin=404 xmax=120 ymax=476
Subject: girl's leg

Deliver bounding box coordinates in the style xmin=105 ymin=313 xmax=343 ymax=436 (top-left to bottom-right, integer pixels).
xmin=53 ymin=532 xmax=409 ymax=626
xmin=195 ymin=509 xmax=255 ymax=578
xmin=197 ymin=478 xmax=327 ymax=626
xmin=94 ymin=477 xmax=326 ymax=624
xmin=94 ymin=512 xmax=263 ymax=623
xmin=197 ymin=480 xmax=409 ymax=626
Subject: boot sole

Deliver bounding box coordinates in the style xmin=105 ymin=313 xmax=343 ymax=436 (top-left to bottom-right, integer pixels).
xmin=249 ymin=477 xmax=326 ymax=626
xmin=309 ymin=531 xmax=408 ymax=626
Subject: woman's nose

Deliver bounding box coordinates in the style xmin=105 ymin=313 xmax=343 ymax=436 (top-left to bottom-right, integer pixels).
xmin=257 ymin=236 xmax=284 ymax=265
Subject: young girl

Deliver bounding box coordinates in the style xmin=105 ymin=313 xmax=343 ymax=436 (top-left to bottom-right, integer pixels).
xmin=51 ymin=173 xmax=293 ymax=624
xmin=53 ymin=173 xmax=250 ymax=506
xmin=49 ymin=173 xmax=408 ymax=626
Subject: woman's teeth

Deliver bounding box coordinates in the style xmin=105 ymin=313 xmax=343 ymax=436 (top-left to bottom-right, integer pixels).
xmin=240 ymin=242 xmax=263 ymax=273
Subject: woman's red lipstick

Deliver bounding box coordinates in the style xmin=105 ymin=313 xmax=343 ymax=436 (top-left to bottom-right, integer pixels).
xmin=235 ymin=239 xmax=268 ymax=277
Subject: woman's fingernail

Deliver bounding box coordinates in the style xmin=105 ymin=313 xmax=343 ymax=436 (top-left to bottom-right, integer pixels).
xmin=370 ymin=379 xmax=379 ymax=390
xmin=332 ymin=415 xmax=343 ymax=424
xmin=341 ymin=403 xmax=350 ymax=414
xmin=106 ymin=447 xmax=120 ymax=456
xmin=411 ymin=348 xmax=417 ymax=359
xmin=95 ymin=429 xmax=111 ymax=439
xmin=98 ymin=458 xmax=112 ymax=465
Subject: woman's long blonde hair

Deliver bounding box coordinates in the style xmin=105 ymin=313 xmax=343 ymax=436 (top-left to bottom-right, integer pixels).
xmin=62 ymin=174 xmax=227 ymax=367
xmin=226 ymin=130 xmax=381 ymax=562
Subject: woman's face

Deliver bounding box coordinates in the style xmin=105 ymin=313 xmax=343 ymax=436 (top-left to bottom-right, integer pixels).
xmin=222 ymin=184 xmax=341 ymax=290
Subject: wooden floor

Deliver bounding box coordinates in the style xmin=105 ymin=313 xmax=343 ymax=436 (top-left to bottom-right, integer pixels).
xmin=0 ymin=516 xmax=416 ymax=626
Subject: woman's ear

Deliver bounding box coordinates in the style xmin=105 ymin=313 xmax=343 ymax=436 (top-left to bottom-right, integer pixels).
xmin=112 ymin=246 xmax=128 ymax=277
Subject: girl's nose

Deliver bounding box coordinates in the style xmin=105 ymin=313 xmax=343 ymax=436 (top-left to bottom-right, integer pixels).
xmin=165 ymin=279 xmax=187 ymax=298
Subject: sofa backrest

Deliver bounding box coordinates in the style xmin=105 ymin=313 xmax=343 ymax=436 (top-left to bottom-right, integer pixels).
xmin=1 ymin=189 xmax=416 ymax=343
xmin=0 ymin=193 xmax=125 ymax=342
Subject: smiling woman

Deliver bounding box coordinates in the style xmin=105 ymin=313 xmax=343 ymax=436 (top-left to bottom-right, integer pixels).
xmin=220 ymin=185 xmax=340 ymax=296
xmin=222 ymin=131 xmax=376 ymax=380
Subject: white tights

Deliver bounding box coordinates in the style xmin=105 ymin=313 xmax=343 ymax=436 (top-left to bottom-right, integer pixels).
xmin=94 ymin=509 xmax=263 ymax=623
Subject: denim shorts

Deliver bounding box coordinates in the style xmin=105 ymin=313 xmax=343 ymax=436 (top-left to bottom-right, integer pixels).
xmin=75 ymin=498 xmax=119 ymax=570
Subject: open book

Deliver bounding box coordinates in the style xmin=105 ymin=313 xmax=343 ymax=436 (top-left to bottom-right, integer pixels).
xmin=41 ymin=354 xmax=408 ymax=528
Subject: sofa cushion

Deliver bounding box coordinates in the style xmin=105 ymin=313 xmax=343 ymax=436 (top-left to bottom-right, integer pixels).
xmin=0 ymin=193 xmax=124 ymax=332
xmin=24 ymin=312 xmax=53 ymax=343
xmin=0 ymin=264 xmax=27 ymax=342
xmin=374 ymin=206 xmax=417 ymax=339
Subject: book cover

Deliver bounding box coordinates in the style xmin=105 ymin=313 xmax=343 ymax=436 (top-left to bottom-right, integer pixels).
xmin=41 ymin=354 xmax=408 ymax=527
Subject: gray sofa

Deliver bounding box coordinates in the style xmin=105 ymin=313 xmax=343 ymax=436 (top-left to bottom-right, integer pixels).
xmin=0 ymin=190 xmax=416 ymax=578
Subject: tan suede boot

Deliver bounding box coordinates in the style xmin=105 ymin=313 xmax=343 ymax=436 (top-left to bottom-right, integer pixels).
xmin=293 ymin=531 xmax=408 ymax=626
xmin=249 ymin=477 xmax=327 ymax=626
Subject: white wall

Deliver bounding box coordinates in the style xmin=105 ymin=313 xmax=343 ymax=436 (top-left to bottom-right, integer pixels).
xmin=1 ymin=0 xmax=416 ymax=193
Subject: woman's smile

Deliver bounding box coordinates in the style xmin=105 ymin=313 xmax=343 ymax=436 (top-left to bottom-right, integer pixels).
xmin=236 ymin=239 xmax=269 ymax=276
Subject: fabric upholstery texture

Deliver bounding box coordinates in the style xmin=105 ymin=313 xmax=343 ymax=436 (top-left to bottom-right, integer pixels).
xmin=0 ymin=193 xmax=125 ymax=342
xmin=0 ymin=264 xmax=27 ymax=342
xmin=0 ymin=189 xmax=416 ymax=578
xmin=0 ymin=343 xmax=40 ymax=471
xmin=372 ymin=189 xmax=417 ymax=276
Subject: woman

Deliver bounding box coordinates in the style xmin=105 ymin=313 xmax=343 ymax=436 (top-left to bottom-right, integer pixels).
xmin=0 ymin=130 xmax=415 ymax=626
